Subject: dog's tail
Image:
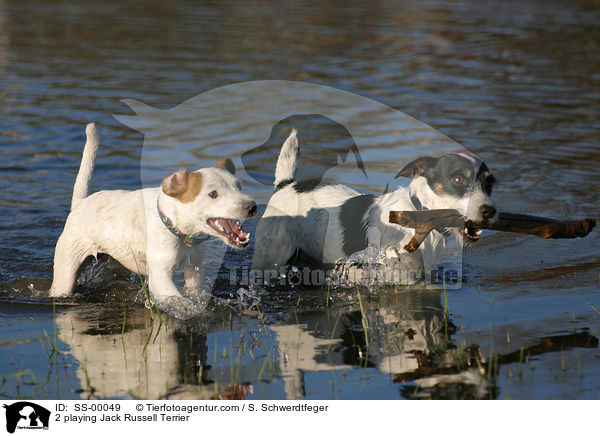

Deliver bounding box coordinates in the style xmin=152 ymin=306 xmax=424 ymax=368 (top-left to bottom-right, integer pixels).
xmin=274 ymin=129 xmax=298 ymax=188
xmin=71 ymin=123 xmax=100 ymax=210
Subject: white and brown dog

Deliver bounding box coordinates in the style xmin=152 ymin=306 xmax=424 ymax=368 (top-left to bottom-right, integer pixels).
xmin=251 ymin=129 xmax=497 ymax=275
xmin=50 ymin=124 xmax=256 ymax=301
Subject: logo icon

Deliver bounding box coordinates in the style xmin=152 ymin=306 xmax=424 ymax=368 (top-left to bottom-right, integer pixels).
xmin=3 ymin=402 xmax=50 ymax=434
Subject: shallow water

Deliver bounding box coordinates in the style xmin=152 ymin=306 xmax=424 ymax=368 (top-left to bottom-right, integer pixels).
xmin=1 ymin=0 xmax=599 ymax=399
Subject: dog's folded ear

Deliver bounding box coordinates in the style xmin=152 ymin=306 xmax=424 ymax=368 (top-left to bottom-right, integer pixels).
xmin=395 ymin=156 xmax=436 ymax=179
xmin=161 ymin=169 xmax=204 ymax=202
xmin=161 ymin=169 xmax=190 ymax=197
xmin=214 ymin=158 xmax=236 ymax=175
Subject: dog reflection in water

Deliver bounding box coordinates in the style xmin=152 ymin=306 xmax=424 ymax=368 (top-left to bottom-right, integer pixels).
xmin=54 ymin=291 xmax=597 ymax=399
xmin=55 ymin=290 xmax=481 ymax=399
xmin=54 ymin=307 xmax=252 ymax=400
xmin=271 ymin=289 xmax=491 ymax=400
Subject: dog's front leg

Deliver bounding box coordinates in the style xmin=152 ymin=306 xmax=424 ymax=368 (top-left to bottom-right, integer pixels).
xmin=148 ymin=271 xmax=181 ymax=300
xmin=146 ymin=259 xmax=181 ymax=300
xmin=184 ymin=264 xmax=205 ymax=296
xmin=183 ymin=246 xmax=206 ymax=296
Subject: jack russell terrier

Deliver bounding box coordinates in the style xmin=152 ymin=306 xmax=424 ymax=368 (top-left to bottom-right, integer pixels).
xmin=50 ymin=123 xmax=257 ymax=301
xmin=251 ymin=129 xmax=497 ymax=277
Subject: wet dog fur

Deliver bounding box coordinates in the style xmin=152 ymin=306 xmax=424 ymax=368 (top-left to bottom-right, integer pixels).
xmin=50 ymin=123 xmax=256 ymax=301
xmin=251 ymin=130 xmax=497 ymax=272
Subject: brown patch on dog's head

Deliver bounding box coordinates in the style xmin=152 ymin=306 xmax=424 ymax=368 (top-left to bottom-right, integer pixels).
xmin=161 ymin=169 xmax=203 ymax=203
xmin=214 ymin=158 xmax=236 ymax=175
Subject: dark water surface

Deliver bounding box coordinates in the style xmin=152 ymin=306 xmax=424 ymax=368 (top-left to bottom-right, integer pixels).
xmin=1 ymin=0 xmax=599 ymax=399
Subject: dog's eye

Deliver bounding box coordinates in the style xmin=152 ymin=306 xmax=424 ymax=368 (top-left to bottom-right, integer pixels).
xmin=209 ymin=190 xmax=218 ymax=199
xmin=453 ymin=176 xmax=465 ymax=185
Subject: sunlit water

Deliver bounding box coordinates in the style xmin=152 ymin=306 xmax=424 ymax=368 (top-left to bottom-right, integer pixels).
xmin=1 ymin=0 xmax=599 ymax=399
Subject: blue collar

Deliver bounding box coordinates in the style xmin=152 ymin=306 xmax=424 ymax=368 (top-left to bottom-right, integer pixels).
xmin=157 ymin=198 xmax=211 ymax=246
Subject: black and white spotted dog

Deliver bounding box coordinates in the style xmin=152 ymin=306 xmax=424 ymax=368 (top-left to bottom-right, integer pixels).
xmin=251 ymin=129 xmax=497 ymax=275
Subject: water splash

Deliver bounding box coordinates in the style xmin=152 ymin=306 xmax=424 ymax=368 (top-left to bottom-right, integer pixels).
xmin=135 ymin=288 xmax=212 ymax=320
xmin=232 ymin=286 xmax=263 ymax=312
xmin=327 ymin=245 xmax=427 ymax=290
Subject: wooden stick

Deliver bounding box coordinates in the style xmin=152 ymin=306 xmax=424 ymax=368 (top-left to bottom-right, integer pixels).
xmin=389 ymin=210 xmax=596 ymax=253
xmin=389 ymin=209 xmax=463 ymax=252
xmin=470 ymin=212 xmax=596 ymax=239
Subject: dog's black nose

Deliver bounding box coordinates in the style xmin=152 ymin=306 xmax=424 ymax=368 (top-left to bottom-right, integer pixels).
xmin=247 ymin=201 xmax=257 ymax=217
xmin=480 ymin=204 xmax=496 ymax=220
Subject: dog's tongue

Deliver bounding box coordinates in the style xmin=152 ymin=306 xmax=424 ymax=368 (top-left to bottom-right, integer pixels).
xmin=217 ymin=219 xmax=248 ymax=240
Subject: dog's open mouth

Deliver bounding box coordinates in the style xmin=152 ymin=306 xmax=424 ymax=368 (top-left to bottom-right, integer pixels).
xmin=207 ymin=218 xmax=250 ymax=248
xmin=462 ymin=225 xmax=483 ymax=242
